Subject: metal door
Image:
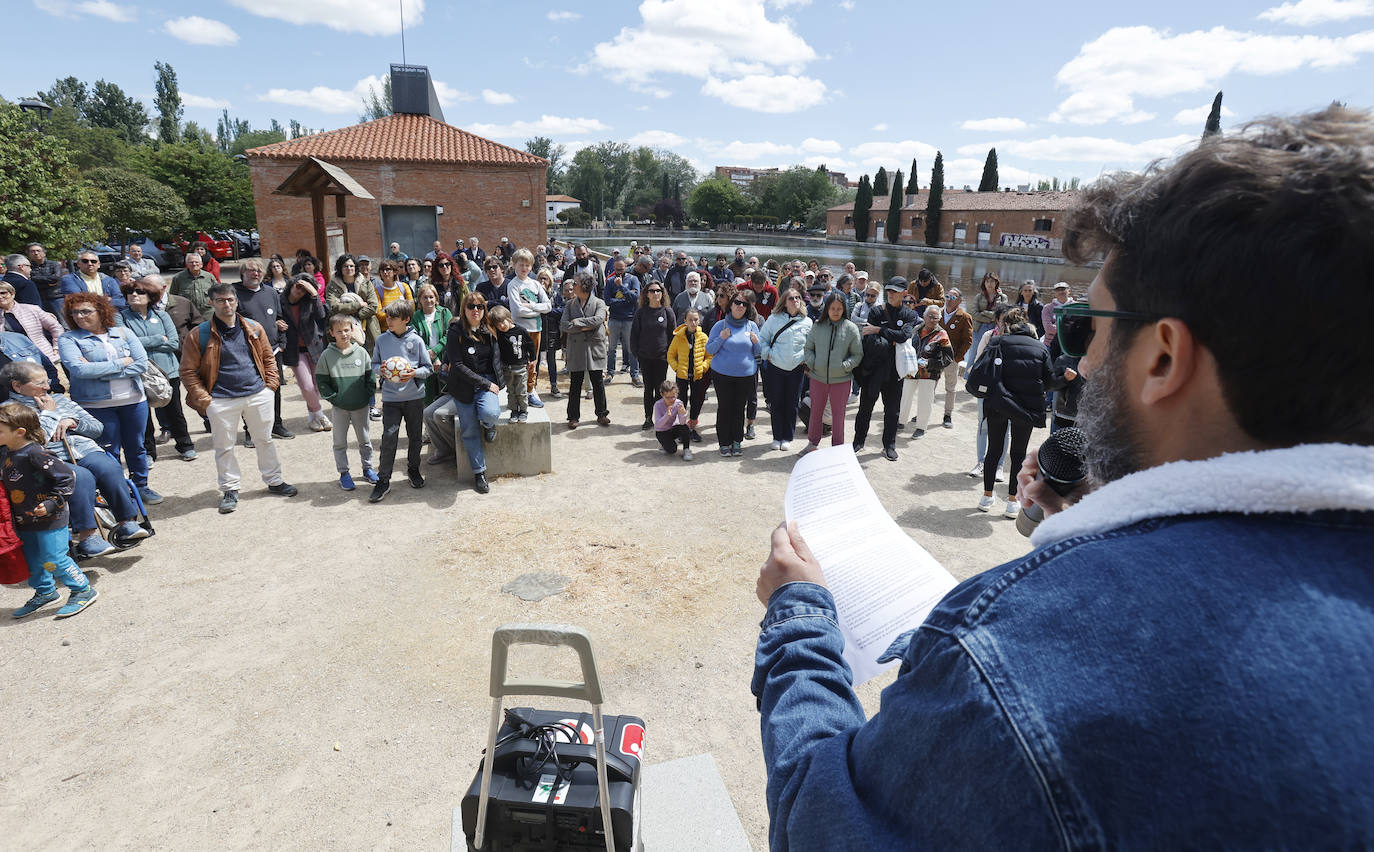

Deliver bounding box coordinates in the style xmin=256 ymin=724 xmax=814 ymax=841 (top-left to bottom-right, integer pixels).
xmin=380 ymin=205 xmax=439 ymax=261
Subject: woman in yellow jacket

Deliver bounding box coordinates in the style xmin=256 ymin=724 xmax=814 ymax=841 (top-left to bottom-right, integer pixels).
xmin=667 ymin=307 xmax=712 ymax=443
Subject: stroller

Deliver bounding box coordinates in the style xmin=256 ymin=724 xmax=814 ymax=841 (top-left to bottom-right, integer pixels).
xmin=65 ymin=440 xmax=156 ymax=561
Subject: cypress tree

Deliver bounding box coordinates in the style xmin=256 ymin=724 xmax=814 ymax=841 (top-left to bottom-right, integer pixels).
xmin=978 ymin=148 xmax=999 ymax=192
xmin=853 ymin=175 xmax=873 ymax=243
xmin=905 ymin=159 xmax=919 ymax=195
xmin=1203 ymin=91 xmax=1223 ymax=138
xmin=923 ymin=153 xmax=944 ymax=246
xmin=886 ymin=170 xmax=904 ymax=244
xmin=873 ymin=166 xmax=889 ymax=196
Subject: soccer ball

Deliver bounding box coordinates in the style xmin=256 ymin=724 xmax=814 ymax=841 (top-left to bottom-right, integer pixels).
xmin=379 ymin=356 xmax=412 ymax=383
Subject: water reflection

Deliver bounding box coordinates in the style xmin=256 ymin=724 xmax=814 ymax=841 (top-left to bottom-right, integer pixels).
xmin=580 ymin=236 xmax=1100 ymax=297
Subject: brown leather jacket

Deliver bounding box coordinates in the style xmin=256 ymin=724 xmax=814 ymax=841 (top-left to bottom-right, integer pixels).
xmin=908 ymin=278 xmax=945 ymax=310
xmin=179 ymin=316 xmax=279 ymax=415
xmin=940 ymin=308 xmax=975 ymax=360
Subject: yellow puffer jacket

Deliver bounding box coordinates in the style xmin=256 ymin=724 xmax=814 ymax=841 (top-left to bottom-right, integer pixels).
xmin=667 ymin=323 xmax=712 ymax=381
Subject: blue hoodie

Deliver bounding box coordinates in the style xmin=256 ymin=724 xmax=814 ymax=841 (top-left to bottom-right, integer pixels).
xmin=705 ymin=314 xmax=761 ymax=378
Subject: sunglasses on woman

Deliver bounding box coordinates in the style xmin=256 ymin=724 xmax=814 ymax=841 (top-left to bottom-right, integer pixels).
xmin=1054 ymin=302 xmax=1159 ymax=358
xmin=731 ymin=299 xmax=748 ymax=307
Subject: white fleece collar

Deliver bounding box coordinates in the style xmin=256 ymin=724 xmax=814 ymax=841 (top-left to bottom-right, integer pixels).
xmin=1030 ymin=443 xmax=1374 ymax=548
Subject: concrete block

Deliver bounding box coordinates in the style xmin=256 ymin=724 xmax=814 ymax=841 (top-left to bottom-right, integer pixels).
xmin=640 ymin=753 xmax=752 ymax=852
xmin=455 ymin=404 xmax=553 ymax=479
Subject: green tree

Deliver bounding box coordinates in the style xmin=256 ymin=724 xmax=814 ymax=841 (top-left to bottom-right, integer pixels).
xmin=923 ymin=152 xmax=944 ymax=246
xmin=749 ymin=166 xmax=840 ymax=226
xmin=525 ymin=135 xmax=567 ymax=194
xmin=1203 ymin=91 xmax=1223 ymax=138
xmin=215 ymin=109 xmax=252 ymax=153
xmin=853 ymin=175 xmax=873 ymax=242
xmin=885 ymin=169 xmax=904 ymax=244
xmin=44 ymin=76 xmax=89 ymax=115
xmin=40 ymin=105 xmax=133 ymax=171
xmin=130 ymin=142 xmax=255 ymax=229
xmin=905 ymin=159 xmax=919 ymax=195
xmin=182 ymin=121 xmax=214 ymax=149
xmin=0 ymin=103 xmax=107 ymax=254
xmin=360 ymin=76 xmax=392 ymax=122
xmin=154 ymin=61 xmax=183 ymax=143
xmin=872 ymin=166 xmax=889 ymax=196
xmin=978 ymin=148 xmax=999 ymax=192
xmin=564 ymin=142 xmax=633 ymax=219
xmin=88 ymin=167 xmax=189 ymax=241
xmin=687 ymin=178 xmax=749 ymax=226
xmin=556 ymin=207 xmax=591 ymax=227
xmin=86 ymin=80 xmax=150 ymax=144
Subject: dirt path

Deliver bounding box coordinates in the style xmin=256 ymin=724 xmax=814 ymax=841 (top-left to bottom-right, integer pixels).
xmin=1 ymin=367 xmax=1037 ymax=850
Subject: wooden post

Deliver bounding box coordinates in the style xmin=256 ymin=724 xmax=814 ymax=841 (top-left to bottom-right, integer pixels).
xmin=311 ymin=192 xmax=328 ymax=274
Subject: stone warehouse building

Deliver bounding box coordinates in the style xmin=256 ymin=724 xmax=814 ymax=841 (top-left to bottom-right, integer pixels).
xmin=246 ymin=73 xmax=547 ymax=265
xmin=827 ymin=190 xmax=1078 ymax=254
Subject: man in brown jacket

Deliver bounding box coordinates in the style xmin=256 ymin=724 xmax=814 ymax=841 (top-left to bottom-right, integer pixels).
xmin=180 ymin=282 xmax=298 ymax=514
xmin=936 ymin=288 xmax=974 ymax=428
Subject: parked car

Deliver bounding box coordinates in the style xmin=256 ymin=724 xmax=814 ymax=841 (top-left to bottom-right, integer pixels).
xmin=175 ymin=231 xmax=235 ymax=260
xmin=83 ymin=242 xmax=122 ymax=275
xmin=222 ymin=229 xmax=259 ymax=257
xmin=109 ymin=236 xmax=184 ymax=271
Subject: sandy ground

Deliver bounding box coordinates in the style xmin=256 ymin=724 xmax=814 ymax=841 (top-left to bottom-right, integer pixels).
xmin=1 ymin=353 xmax=1041 ymax=850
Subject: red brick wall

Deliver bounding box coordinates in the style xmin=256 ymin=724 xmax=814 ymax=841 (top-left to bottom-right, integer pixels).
xmin=249 ymin=158 xmax=547 ymax=268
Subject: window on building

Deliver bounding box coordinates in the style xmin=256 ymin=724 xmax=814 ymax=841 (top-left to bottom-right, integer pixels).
xmin=1033 ymin=218 xmax=1053 ymax=231
xmin=844 ymin=215 xmax=853 ymax=225
xmin=976 ymin=223 xmax=992 ymax=233
xmin=910 ymin=216 xmax=923 ymax=227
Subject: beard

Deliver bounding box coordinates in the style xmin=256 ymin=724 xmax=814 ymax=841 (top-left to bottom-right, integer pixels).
xmin=1075 ymin=336 xmax=1148 ymax=486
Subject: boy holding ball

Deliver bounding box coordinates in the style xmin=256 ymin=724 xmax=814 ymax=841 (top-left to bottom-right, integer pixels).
xmin=369 ymin=300 xmax=432 ymax=502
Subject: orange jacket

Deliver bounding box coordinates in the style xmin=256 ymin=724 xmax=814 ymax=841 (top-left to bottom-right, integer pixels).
xmin=179 ymin=317 xmax=279 ymax=415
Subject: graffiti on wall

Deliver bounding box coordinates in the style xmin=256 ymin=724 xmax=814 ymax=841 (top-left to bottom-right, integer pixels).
xmin=999 ymin=233 xmax=1062 ymax=251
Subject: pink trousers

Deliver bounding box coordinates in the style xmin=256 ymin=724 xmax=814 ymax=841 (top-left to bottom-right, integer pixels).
xmin=808 ymin=377 xmax=851 ymax=446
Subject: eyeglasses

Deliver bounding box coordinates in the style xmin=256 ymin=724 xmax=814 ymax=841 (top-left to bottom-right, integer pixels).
xmin=71 ymin=308 xmax=97 ymax=316
xmin=865 ymin=293 xmax=878 ymax=299
xmin=78 ymin=258 xmax=99 ymax=264
xmin=438 ymin=262 xmax=451 ymax=268
xmin=945 ymin=295 xmax=958 ymax=300
xmin=646 ymin=288 xmax=663 ymax=293
xmin=731 ymin=300 xmax=748 ymax=307
xmin=902 ymin=299 xmax=917 ymax=306
xmin=132 ymin=289 xmax=156 ymax=296
xmin=466 ymin=304 xmax=486 ymax=312
xmin=1054 ymin=302 xmax=1159 ymax=358
xmin=785 ymin=295 xmax=803 ymax=302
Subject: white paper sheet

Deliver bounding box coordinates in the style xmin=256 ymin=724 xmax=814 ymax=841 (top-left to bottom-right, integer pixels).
xmin=784 ymin=444 xmax=958 ymax=684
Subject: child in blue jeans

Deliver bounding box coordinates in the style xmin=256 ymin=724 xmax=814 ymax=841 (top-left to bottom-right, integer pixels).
xmin=0 ymin=402 xmax=98 ymax=619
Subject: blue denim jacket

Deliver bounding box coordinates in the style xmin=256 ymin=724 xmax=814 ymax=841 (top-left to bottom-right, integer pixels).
xmin=753 ymin=445 xmax=1374 ymax=851
xmin=56 ymin=327 xmax=148 ymax=404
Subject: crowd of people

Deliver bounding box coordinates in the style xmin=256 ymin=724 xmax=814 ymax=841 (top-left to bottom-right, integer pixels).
xmin=0 ymin=231 xmax=1078 ymax=619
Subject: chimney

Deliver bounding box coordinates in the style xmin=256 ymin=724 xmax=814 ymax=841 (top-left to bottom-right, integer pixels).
xmin=390 ymin=64 xmax=445 ymax=122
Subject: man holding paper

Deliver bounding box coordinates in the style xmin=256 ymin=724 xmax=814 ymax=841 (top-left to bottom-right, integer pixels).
xmin=752 ymin=106 xmax=1374 ymax=851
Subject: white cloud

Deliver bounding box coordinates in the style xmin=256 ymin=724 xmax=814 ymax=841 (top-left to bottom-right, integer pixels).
xmin=467 ymin=115 xmax=610 ymax=139
xmin=957 ymin=134 xmax=1197 ymax=164
xmin=801 ymin=155 xmax=857 ymax=172
xmin=77 ymin=0 xmax=134 ymax=21
xmin=164 ymin=16 xmax=240 ymax=46
xmin=260 ymin=75 xmax=467 ymax=113
xmin=716 ymin=140 xmax=800 ymax=161
xmin=482 ymin=89 xmax=516 ymax=105
xmin=628 ymin=130 xmax=687 ymax=148
xmin=1173 ymin=102 xmax=1237 ymax=125
xmin=800 ymin=137 xmax=841 ymax=154
xmin=962 ymin=117 xmax=1029 ymax=132
xmin=1050 ymin=25 xmax=1374 ymax=125
xmin=871 ymin=122 xmax=888 ymax=131
xmin=849 ymin=139 xmax=939 ymax=168
xmin=839 ymin=0 xmax=855 ymax=9
xmin=226 ymin=0 xmax=423 ymax=36
xmin=182 ymin=92 xmax=232 ymax=109
xmin=589 ymin=0 xmax=826 ymax=112
xmin=701 ymin=74 xmax=828 ymax=112
xmin=769 ymin=0 xmax=811 ymax=6
xmin=941 ymin=157 xmax=1045 ymax=190
xmin=432 ymin=81 xmax=473 ymax=107
xmin=1259 ymin=0 xmax=1374 ymax=25
xmin=547 ymin=9 xmax=581 ymax=19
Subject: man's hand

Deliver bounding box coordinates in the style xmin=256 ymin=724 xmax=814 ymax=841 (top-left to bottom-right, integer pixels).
xmin=861 ymin=325 xmax=880 ymax=336
xmin=1064 ymin=367 xmax=1078 ymax=382
xmin=488 ymin=382 xmax=500 ymax=395
xmin=52 ymin=417 xmax=77 ymax=441
xmin=34 ymin=393 xmax=56 ymax=412
xmin=276 ymin=319 xmax=288 ymax=332
xmin=757 ymin=521 xmax=826 ymax=605
xmin=1017 ymin=444 xmax=1094 ymax=514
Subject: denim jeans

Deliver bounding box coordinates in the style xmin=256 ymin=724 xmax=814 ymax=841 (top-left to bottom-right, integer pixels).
xmin=68 ymin=452 xmax=138 ymax=531
xmin=19 ymin=527 xmax=89 ymax=595
xmin=606 ymin=318 xmax=638 ymax=378
xmin=455 ymin=390 xmax=500 ymax=475
xmin=89 ymin=399 xmax=150 ymax=487
xmin=964 ymin=322 xmax=995 ymax=376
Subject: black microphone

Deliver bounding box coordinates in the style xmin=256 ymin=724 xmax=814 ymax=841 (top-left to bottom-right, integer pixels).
xmin=1016 ymin=427 xmax=1088 ymax=537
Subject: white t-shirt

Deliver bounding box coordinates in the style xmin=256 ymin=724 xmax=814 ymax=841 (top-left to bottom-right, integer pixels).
xmin=81 ymin=332 xmax=139 ymax=408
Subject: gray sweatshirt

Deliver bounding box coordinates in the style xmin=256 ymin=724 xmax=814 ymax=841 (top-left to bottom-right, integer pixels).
xmin=371 ymin=329 xmax=433 ymax=403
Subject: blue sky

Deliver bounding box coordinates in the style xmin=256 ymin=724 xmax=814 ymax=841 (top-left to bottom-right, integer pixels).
xmin=13 ymin=0 xmax=1374 ymax=188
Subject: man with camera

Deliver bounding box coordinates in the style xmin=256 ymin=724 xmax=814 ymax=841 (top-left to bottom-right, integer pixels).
xmin=752 ymin=107 xmax=1374 ymax=849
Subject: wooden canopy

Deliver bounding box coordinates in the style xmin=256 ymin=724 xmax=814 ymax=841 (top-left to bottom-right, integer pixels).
xmin=271 ymin=158 xmax=374 ymax=275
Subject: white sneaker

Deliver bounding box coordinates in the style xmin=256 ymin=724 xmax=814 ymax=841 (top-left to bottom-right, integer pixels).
xmin=1004 ymin=500 xmax=1019 ymax=519
xmin=995 ymin=470 xmax=1007 ymax=483
xmin=977 ymin=495 xmax=995 ymax=512
xmin=778 ymin=440 xmax=791 ymax=451
xmin=967 ymin=463 xmax=984 ymax=478
xmin=770 ymin=440 xmax=782 ymax=450
xmin=682 ymin=447 xmax=693 ymax=461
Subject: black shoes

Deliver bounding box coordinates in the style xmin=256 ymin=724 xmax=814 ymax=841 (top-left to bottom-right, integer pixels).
xmin=268 ymin=481 xmax=298 ymax=497
xmin=942 ymin=414 xmax=953 ymax=429
xmin=474 ymin=472 xmax=489 ymax=494
xmin=407 ymin=470 xmax=425 ymax=489
xmin=271 ymin=424 xmax=295 ymax=439
xmin=483 ymin=426 xmax=497 ymax=443
xmin=883 ymin=445 xmax=899 ymax=461
xmin=369 ymin=481 xmax=391 ymax=503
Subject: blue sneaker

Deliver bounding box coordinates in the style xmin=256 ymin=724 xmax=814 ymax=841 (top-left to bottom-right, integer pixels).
xmin=55 ymin=587 xmax=98 ymax=618
xmin=111 ymin=521 xmax=150 ymax=545
xmin=12 ymin=589 xmax=60 ymax=618
xmin=138 ymin=486 xmax=164 ymax=505
xmin=76 ymin=535 xmax=117 ymax=559
xmin=527 ymin=392 xmax=544 ymax=408
xmin=339 ymin=471 xmax=356 ymax=491
xmin=362 ymin=467 xmax=380 ymax=484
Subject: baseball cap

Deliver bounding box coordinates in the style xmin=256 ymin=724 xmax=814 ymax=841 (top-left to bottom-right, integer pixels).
xmin=501 ymin=236 xmax=509 ymax=243
xmin=356 ymin=254 xmax=372 ymax=263
xmin=855 ymin=270 xmax=869 ymax=280
xmin=1053 ymin=281 xmax=1071 ymax=291
xmin=883 ymin=276 xmax=908 ymax=292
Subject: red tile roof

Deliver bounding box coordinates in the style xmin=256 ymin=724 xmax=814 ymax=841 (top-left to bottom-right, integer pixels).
xmin=829 ymin=190 xmax=1079 ymax=213
xmin=245 ymin=113 xmax=547 ymax=167
xmin=546 ymin=195 xmax=582 ymax=203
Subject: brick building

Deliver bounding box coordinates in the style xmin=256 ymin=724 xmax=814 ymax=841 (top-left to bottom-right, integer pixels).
xmin=715 ymin=165 xmax=849 ymax=188
xmin=827 ymin=190 xmax=1078 ymax=253
xmin=246 ymin=112 xmax=547 ymax=265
